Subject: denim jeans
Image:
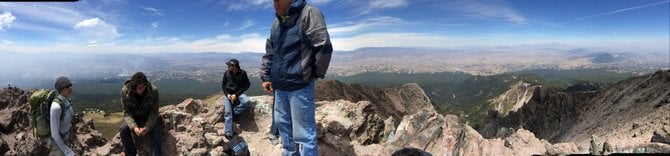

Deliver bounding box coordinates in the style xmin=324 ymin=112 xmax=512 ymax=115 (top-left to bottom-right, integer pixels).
xmin=119 ymin=119 xmax=161 ymax=156
xmin=274 ymin=80 xmax=318 ymax=156
xmin=269 ymin=91 xmax=279 ymax=137
xmin=224 ymin=94 xmax=250 ymax=136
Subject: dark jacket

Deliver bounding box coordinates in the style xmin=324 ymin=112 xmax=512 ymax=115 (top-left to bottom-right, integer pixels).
xmin=222 ymin=69 xmax=250 ymax=96
xmin=121 ymin=81 xmax=159 ymax=131
xmin=261 ymin=0 xmax=333 ymax=91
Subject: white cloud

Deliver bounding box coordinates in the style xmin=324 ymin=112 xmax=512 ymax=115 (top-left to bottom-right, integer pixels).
xmin=223 ymin=21 xmax=230 ymax=28
xmin=329 ymin=16 xmax=402 ymax=35
xmin=0 ymin=3 xmax=84 ymax=28
xmin=368 ymin=0 xmax=408 ymax=9
xmin=0 ymin=11 xmax=16 ymax=31
xmin=151 ymin=22 xmax=159 ymax=29
xmin=339 ymin=0 xmax=409 ymax=15
xmin=0 ymin=33 xmax=266 ymax=53
xmin=141 ymin=6 xmax=163 ymax=16
xmin=74 ymin=18 xmax=121 ymax=39
xmin=571 ymin=0 xmax=669 ymax=23
xmin=331 ymin=33 xmax=458 ymax=51
xmin=226 ymin=0 xmax=272 ymax=11
xmin=250 ymin=0 xmax=271 ymax=5
xmin=309 ymin=0 xmax=333 ymax=5
xmin=229 ymin=20 xmax=256 ymax=31
xmin=447 ymin=0 xmax=527 ymax=24
xmin=0 ymin=40 xmax=13 ymax=45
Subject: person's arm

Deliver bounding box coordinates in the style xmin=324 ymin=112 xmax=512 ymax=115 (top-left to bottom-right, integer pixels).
xmin=261 ymin=20 xmax=279 ymax=82
xmin=143 ymin=88 xmax=159 ymax=132
xmin=236 ymin=71 xmax=250 ymax=96
xmin=303 ymin=6 xmax=333 ymax=79
xmin=222 ymin=71 xmax=230 ymax=95
xmin=50 ymin=102 xmax=74 ymax=156
xmin=121 ymin=89 xmax=138 ymax=129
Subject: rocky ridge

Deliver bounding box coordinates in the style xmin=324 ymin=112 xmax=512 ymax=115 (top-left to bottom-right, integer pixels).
xmin=2 ymin=70 xmax=670 ymax=155
xmin=481 ymin=70 xmax=670 ymax=153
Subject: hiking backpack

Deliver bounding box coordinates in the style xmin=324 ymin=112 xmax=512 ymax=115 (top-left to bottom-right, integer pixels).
xmin=29 ymin=89 xmax=63 ymax=139
xmin=224 ymin=136 xmax=250 ymax=156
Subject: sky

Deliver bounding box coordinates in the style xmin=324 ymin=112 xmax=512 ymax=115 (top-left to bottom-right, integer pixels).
xmin=0 ymin=0 xmax=668 ymax=53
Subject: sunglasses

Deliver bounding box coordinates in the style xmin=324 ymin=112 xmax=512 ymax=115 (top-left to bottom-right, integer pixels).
xmin=65 ymin=84 xmax=73 ymax=89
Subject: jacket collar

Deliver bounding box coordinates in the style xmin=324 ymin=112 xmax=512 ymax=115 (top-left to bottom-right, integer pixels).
xmin=277 ymin=0 xmax=305 ymax=27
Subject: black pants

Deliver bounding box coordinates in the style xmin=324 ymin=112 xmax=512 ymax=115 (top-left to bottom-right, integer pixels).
xmin=120 ymin=119 xmax=162 ymax=156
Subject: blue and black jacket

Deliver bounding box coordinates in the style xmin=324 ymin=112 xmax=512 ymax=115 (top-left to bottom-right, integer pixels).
xmin=261 ymin=0 xmax=333 ymax=91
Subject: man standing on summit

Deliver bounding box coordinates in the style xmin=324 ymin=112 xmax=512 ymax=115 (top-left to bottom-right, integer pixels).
xmin=261 ymin=0 xmax=333 ymax=155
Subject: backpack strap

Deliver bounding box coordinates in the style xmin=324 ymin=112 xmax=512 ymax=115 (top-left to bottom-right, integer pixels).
xmin=52 ymin=98 xmax=68 ymax=121
xmin=51 ymin=97 xmax=70 ymax=138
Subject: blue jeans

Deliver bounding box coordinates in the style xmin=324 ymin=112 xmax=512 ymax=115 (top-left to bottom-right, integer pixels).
xmin=224 ymin=94 xmax=250 ymax=136
xmin=274 ymin=80 xmax=318 ymax=156
xmin=269 ymin=91 xmax=279 ymax=136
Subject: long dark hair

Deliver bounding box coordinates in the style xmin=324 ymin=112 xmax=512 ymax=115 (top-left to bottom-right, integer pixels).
xmin=130 ymin=72 xmax=149 ymax=90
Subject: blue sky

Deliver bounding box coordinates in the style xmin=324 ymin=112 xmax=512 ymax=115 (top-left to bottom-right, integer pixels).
xmin=0 ymin=0 xmax=668 ymax=53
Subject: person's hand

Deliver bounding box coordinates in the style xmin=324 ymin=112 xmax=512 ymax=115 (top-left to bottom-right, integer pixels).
xmin=230 ymin=94 xmax=237 ymax=103
xmin=227 ymin=94 xmax=236 ymax=103
xmin=133 ymin=127 xmax=142 ymax=135
xmin=262 ymin=82 xmax=273 ymax=93
xmin=139 ymin=127 xmax=150 ymax=136
xmin=64 ymin=148 xmax=75 ymax=156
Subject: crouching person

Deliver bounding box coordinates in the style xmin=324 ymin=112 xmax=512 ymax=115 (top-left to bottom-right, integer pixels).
xmin=119 ymin=72 xmax=161 ymax=156
xmin=221 ymin=59 xmax=251 ymax=139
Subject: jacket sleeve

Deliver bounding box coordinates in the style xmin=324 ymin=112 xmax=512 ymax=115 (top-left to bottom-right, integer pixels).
xmin=222 ymin=71 xmax=230 ymax=95
xmin=121 ymin=89 xmax=138 ymax=129
xmin=261 ymin=20 xmax=279 ymax=82
xmin=236 ymin=71 xmax=251 ymax=96
xmin=50 ymin=102 xmax=74 ymax=155
xmin=303 ymin=6 xmax=333 ymax=79
xmin=144 ymin=88 xmax=159 ymax=131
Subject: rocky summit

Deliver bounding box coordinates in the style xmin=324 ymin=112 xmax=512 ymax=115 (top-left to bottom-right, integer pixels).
xmin=1 ymin=70 xmax=670 ymax=155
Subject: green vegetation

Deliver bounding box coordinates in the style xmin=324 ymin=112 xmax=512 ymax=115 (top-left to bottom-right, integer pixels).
xmin=509 ymin=69 xmax=637 ymax=89
xmin=21 ymin=68 xmax=637 ymax=131
xmin=328 ymin=72 xmax=471 ymax=88
xmin=329 ymin=69 xmax=636 ymax=128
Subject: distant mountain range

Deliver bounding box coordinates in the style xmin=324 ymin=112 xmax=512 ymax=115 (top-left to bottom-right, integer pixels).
xmin=2 ymin=47 xmax=667 ymax=87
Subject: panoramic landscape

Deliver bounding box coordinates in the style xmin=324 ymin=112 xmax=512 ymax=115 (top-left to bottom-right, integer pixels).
xmin=1 ymin=0 xmax=669 ymax=155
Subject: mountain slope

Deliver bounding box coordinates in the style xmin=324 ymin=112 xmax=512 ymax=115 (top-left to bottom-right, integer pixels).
xmin=481 ymin=70 xmax=670 ymax=149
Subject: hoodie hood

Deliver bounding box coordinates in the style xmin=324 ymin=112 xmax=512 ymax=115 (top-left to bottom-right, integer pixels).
xmin=287 ymin=0 xmax=305 ymax=15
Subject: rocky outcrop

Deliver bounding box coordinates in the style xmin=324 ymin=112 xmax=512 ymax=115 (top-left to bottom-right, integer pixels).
xmin=316 ymin=80 xmax=434 ymax=124
xmin=481 ymin=87 xmax=595 ymax=141
xmin=481 ymin=70 xmax=670 ymax=153
xmin=488 ymin=81 xmax=538 ymax=116
xmin=0 ymin=86 xmax=109 ymax=155
xmin=3 ymin=70 xmax=669 ymax=155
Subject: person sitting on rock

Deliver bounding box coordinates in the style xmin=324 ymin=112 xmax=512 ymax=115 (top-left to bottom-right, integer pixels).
xmin=221 ymin=58 xmax=251 ymax=139
xmin=119 ymin=72 xmax=161 ymax=156
xmin=49 ymin=76 xmax=75 ymax=156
